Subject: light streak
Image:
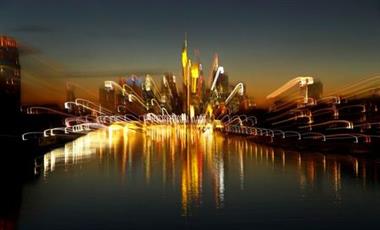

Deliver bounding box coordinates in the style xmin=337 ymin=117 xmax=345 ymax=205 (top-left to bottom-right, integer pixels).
xmin=266 ymin=76 xmax=314 ymax=100
xmin=225 ymin=83 xmax=244 ymax=105
xmin=20 ymin=40 xmax=380 ymax=154
xmin=27 ymin=106 xmax=73 ymax=117
xmin=210 ymin=66 xmax=224 ymax=93
xmin=298 ymin=120 xmax=353 ymax=130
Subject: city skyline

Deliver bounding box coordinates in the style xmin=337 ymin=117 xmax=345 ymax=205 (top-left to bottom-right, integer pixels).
xmin=1 ymin=0 xmax=380 ymax=106
xmin=2 ymin=2 xmax=380 ymax=229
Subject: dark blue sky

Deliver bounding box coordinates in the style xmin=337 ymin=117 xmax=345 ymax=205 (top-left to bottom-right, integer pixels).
xmin=1 ymin=0 xmax=380 ymax=104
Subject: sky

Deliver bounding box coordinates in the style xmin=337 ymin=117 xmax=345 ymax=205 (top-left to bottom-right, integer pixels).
xmin=1 ymin=0 xmax=380 ymax=106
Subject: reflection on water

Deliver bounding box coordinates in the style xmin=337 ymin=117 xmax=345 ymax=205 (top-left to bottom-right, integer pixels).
xmin=18 ymin=124 xmax=380 ymax=228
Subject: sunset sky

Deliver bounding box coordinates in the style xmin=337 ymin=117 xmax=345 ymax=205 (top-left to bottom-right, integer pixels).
xmin=1 ymin=0 xmax=379 ymax=106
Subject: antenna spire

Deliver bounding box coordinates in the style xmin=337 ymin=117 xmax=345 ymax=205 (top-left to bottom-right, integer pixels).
xmin=184 ymin=32 xmax=188 ymax=48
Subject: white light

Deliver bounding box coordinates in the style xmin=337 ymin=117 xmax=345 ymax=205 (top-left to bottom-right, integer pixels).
xmin=104 ymin=81 xmax=113 ymax=89
xmin=43 ymin=129 xmax=49 ymax=137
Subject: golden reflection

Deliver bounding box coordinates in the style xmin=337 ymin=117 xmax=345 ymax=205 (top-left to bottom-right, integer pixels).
xmin=239 ymin=150 xmax=244 ymax=190
xmin=354 ymin=159 xmax=359 ymax=177
xmin=306 ymin=161 xmax=315 ymax=186
xmin=42 ymin=131 xmax=103 ymax=177
xmin=332 ymin=161 xmax=342 ymax=201
xmin=37 ymin=122 xmax=380 ymax=216
xmin=362 ymin=161 xmax=367 ymax=188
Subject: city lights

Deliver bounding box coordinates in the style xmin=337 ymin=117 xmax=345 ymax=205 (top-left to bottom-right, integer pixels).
xmin=1 ymin=2 xmax=380 ymax=228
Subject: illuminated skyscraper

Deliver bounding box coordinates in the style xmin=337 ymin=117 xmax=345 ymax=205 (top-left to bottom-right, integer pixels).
xmin=0 ymin=36 xmax=21 ymax=113
xmin=181 ymin=35 xmax=190 ymax=115
xmin=181 ymin=38 xmax=188 ymax=84
xmin=190 ymin=62 xmax=199 ymax=94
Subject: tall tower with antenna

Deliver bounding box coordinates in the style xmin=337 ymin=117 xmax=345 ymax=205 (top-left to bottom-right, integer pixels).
xmin=181 ymin=33 xmax=191 ymax=117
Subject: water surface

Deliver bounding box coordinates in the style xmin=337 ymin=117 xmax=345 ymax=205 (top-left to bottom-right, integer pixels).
xmin=15 ymin=126 xmax=380 ymax=229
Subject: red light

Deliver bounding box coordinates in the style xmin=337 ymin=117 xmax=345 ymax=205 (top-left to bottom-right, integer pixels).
xmin=0 ymin=36 xmax=17 ymax=48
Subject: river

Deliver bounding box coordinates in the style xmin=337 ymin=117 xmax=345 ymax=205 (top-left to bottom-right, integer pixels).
xmin=6 ymin=125 xmax=380 ymax=229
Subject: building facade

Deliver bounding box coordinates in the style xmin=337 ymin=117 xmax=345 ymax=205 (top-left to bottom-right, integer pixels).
xmin=0 ymin=36 xmax=21 ymax=113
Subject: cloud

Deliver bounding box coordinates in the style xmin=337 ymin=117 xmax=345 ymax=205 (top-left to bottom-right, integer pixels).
xmin=11 ymin=25 xmax=53 ymax=34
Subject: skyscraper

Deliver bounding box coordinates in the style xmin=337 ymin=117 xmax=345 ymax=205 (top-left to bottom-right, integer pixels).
xmin=66 ymin=83 xmax=76 ymax=102
xmin=163 ymin=72 xmax=182 ymax=114
xmin=211 ymin=69 xmax=229 ymax=99
xmin=0 ymin=36 xmax=21 ymax=113
xmin=99 ymin=87 xmax=116 ymax=112
xmin=181 ymin=36 xmax=189 ymax=115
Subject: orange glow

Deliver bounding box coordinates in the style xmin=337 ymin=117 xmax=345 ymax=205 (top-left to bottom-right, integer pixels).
xmin=181 ymin=39 xmax=188 ymax=85
xmin=0 ymin=36 xmax=17 ymax=48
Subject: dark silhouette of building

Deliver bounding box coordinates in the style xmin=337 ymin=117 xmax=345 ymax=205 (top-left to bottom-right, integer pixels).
xmin=122 ymin=76 xmax=143 ymax=98
xmin=99 ymin=87 xmax=116 ymax=112
xmin=211 ymin=69 xmax=229 ymax=100
xmin=66 ymin=84 xmax=76 ymax=102
xmin=0 ymin=36 xmax=21 ymax=114
xmin=163 ymin=73 xmax=182 ymax=114
xmin=308 ymin=80 xmax=323 ymax=100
